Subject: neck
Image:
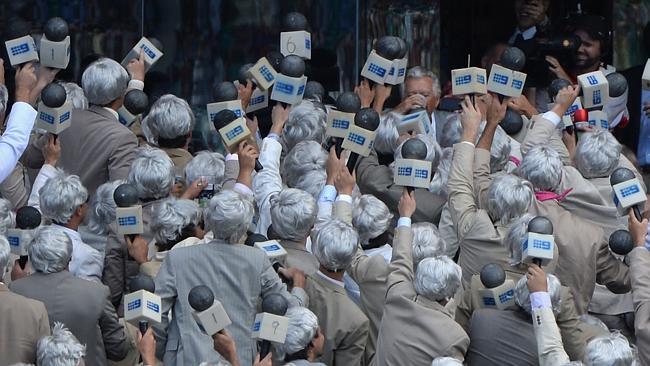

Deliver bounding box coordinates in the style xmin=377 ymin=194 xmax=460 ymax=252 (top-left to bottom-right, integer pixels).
xmin=576 ymin=62 xmax=600 ymax=75
xmin=319 ymin=265 xmax=344 ymax=281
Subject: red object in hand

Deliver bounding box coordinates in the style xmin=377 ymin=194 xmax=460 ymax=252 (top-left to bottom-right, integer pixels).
xmin=573 ymin=109 xmax=589 ymax=122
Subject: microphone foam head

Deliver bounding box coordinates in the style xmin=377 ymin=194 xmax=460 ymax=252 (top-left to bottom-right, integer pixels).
xmin=280 ymin=55 xmax=305 ymax=78
xmin=500 ymin=109 xmax=524 ymax=135
xmin=245 ymin=233 xmax=268 ymax=247
xmin=283 ymin=12 xmax=309 ymax=31
xmin=480 ymin=263 xmax=506 ymax=289
xmin=261 ymin=293 xmax=288 ymax=315
xmin=212 ymin=109 xmax=238 ymax=130
xmin=609 ymin=229 xmax=634 ymax=256
xmin=354 ymin=108 xmax=380 ymax=131
xmin=610 ymin=167 xmax=636 ymax=186
xmin=188 ymin=285 xmax=215 ymax=312
xmin=123 ymin=89 xmax=149 ymax=115
xmin=129 ymin=274 xmax=155 ymax=293
xmin=401 ymin=138 xmax=428 ymax=160
xmin=238 ymin=63 xmax=255 ymax=85
xmin=214 ymin=81 xmax=239 ymax=102
xmin=548 ymin=79 xmax=572 ymax=100
xmin=528 ymin=216 xmax=553 ymax=235
xmin=606 ymin=72 xmax=628 ymax=98
xmin=336 ymin=92 xmax=361 ymax=113
xmin=374 ymin=36 xmax=402 ymax=60
xmin=266 ymin=51 xmax=284 ymax=72
xmin=44 ymin=17 xmax=69 ymax=42
xmin=304 ymin=81 xmax=326 ymax=101
xmin=41 ymin=83 xmax=67 ymax=108
xmin=500 ymin=47 xmax=526 ymax=71
xmin=113 ymin=184 xmax=139 ymax=207
xmin=15 ymin=206 xmax=42 ymax=230
xmin=396 ymin=37 xmax=408 ymax=59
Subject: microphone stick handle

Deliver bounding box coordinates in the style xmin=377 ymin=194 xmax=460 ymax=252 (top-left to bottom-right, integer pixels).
xmin=533 ymin=258 xmax=542 ymax=267
xmin=260 ymin=340 xmax=272 ymax=359
xmin=634 ymin=205 xmax=643 ymax=222
xmin=335 ymin=138 xmax=343 ymax=159
xmin=255 ymin=159 xmax=264 ymax=172
xmin=139 ymin=320 xmax=148 ymax=335
xmin=407 ymin=186 xmax=415 ymax=194
xmin=346 ymin=153 xmax=360 ymax=174
xmin=18 ymin=255 xmax=28 ymax=270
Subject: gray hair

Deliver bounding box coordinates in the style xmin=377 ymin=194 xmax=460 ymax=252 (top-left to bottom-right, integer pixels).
xmin=478 ymin=123 xmax=512 ymax=173
xmin=405 ymin=66 xmax=442 ymax=98
xmin=141 ymin=94 xmax=195 ymax=145
xmin=313 ymin=219 xmax=358 ymax=271
xmin=127 ymin=147 xmax=175 ymax=200
xmin=270 ymin=189 xmax=317 ymax=242
xmin=81 ymin=57 xmax=129 ymax=106
xmin=0 ymin=84 xmax=8 ymax=116
xmin=574 ymin=129 xmax=622 ymax=179
xmin=204 ymin=190 xmax=254 ymax=243
xmin=514 ymin=273 xmax=562 ymax=314
xmin=282 ymin=100 xmax=327 ymax=152
xmin=374 ymin=112 xmax=400 ymax=155
xmin=503 ymin=213 xmax=534 ymax=265
xmin=275 ymin=306 xmax=319 ymax=360
xmin=0 ymin=236 xmax=10 ymax=275
xmin=584 ymin=332 xmax=636 ymax=366
xmin=282 ymin=141 xmax=327 ymax=189
xmin=517 ymin=146 xmax=563 ymax=191
xmin=0 ymin=198 xmax=15 ymax=236
xmin=291 ymin=169 xmax=327 ymax=201
xmin=487 ymin=174 xmax=534 ymax=225
xmin=414 ymin=256 xmax=462 ymax=301
xmin=37 ymin=322 xmax=86 ymax=366
xmin=439 ymin=113 xmax=463 ymax=148
xmin=39 ymin=169 xmax=88 ymax=224
xmin=431 ymin=357 xmax=464 ymax=366
xmin=352 ymin=195 xmax=393 ymax=244
xmin=429 ymin=147 xmax=453 ymax=198
xmin=87 ymin=180 xmax=123 ymax=235
xmin=395 ymin=134 xmax=442 ymax=169
xmin=184 ymin=152 xmax=226 ymax=189
xmin=29 ymin=226 xmax=73 ymax=274
xmin=151 ymin=198 xmax=201 ymax=245
xmin=412 ymin=223 xmax=446 ymax=266
xmin=61 ymin=82 xmax=88 ymax=110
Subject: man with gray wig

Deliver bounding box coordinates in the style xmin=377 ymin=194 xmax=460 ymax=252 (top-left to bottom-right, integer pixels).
xmin=282 ymin=100 xmax=327 ymax=153
xmin=274 ymin=306 xmax=326 ymax=365
xmin=282 ymin=141 xmax=328 ymax=200
xmin=10 ymin=226 xmax=129 ymax=366
xmin=36 ymin=322 xmax=86 ymax=366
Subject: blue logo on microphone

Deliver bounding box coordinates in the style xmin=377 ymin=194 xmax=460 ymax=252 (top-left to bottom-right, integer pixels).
xmin=398 ymin=167 xmax=412 ymax=176
xmin=146 ymin=301 xmax=160 ymax=313
xmin=139 ymin=44 xmax=156 ymax=59
xmin=332 ymin=119 xmax=349 ymax=129
xmin=118 ymin=216 xmax=137 ymax=226
xmin=348 ymin=133 xmax=366 ymax=146
xmin=7 ymin=236 xmax=19 ymax=247
xmin=367 ymin=63 xmax=386 ymax=77
xmin=586 ymin=75 xmax=598 ymax=85
xmin=264 ymin=244 xmax=281 ymax=251
xmin=482 ymin=297 xmax=496 ymax=306
xmin=532 ymin=239 xmax=551 ymax=250
xmin=593 ymin=90 xmax=601 ymax=105
xmin=40 ymin=112 xmax=55 ymax=125
xmin=414 ymin=169 xmax=429 ymax=179
xmin=253 ymin=321 xmax=261 ymax=331
xmin=11 ymin=43 xmax=30 ymax=56
xmin=620 ymin=185 xmax=640 ymax=198
xmin=499 ymin=289 xmax=514 ymax=303
xmin=493 ymin=73 xmax=509 ymax=85
xmin=250 ymin=95 xmax=265 ymax=105
xmin=477 ymin=75 xmax=485 ymax=84
xmin=305 ymin=39 xmax=311 ymax=50
xmin=511 ymin=79 xmax=523 ymax=90
xmin=60 ymin=112 xmax=70 ymax=124
xmin=127 ymin=299 xmax=141 ymax=311
xmin=259 ymin=66 xmax=274 ymax=82
xmin=455 ymin=75 xmax=471 ymax=85
xmin=226 ymin=125 xmax=244 ymax=140
xmin=275 ymin=82 xmax=294 ymax=95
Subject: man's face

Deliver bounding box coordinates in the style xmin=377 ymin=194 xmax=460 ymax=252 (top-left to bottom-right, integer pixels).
xmin=404 ymin=77 xmax=439 ymax=114
xmin=574 ymin=30 xmax=602 ymax=69
xmin=514 ymin=0 xmax=548 ymax=30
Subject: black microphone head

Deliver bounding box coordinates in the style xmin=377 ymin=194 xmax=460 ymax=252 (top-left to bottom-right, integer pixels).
xmin=212 ymin=109 xmax=238 ymax=131
xmin=610 ymin=167 xmax=636 ymax=186
xmin=15 ymin=206 xmax=41 ymax=230
xmin=44 ymin=17 xmax=69 ymax=42
xmin=609 ymin=229 xmax=634 ymax=256
xmin=500 ymin=109 xmax=524 ymax=135
xmin=374 ymin=36 xmax=402 ymax=60
xmin=129 ymin=274 xmax=155 ymax=293
xmin=261 ymin=293 xmax=288 ymax=315
xmin=548 ymin=79 xmax=572 ymax=100
xmin=500 ymin=47 xmax=526 ymax=71
xmin=280 ymin=55 xmax=305 ymax=78
xmin=401 ymin=138 xmax=428 ymax=160
xmin=238 ymin=63 xmax=255 ymax=85
xmin=41 ymin=83 xmax=67 ymax=108
xmin=396 ymin=37 xmax=408 ymax=59
xmin=304 ymin=81 xmax=326 ymax=101
xmin=480 ymin=263 xmax=506 ymax=289
xmin=123 ymin=89 xmax=149 ymax=115
xmin=266 ymin=51 xmax=284 ymax=72
xmin=283 ymin=12 xmax=309 ymax=31
xmin=354 ymin=108 xmax=380 ymax=131
xmin=245 ymin=233 xmax=268 ymax=247
xmin=188 ymin=285 xmax=215 ymax=312
xmin=606 ymin=72 xmax=628 ymax=98
xmin=113 ymin=184 xmax=139 ymax=207
xmin=528 ymin=216 xmax=553 ymax=235
xmin=214 ymin=82 xmax=239 ymax=102
xmin=336 ymin=92 xmax=362 ymax=113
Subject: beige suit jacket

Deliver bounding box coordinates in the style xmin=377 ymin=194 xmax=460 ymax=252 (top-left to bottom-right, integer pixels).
xmin=629 ymin=247 xmax=650 ymax=365
xmin=520 ymin=114 xmax=571 ymax=164
xmin=0 ymin=162 xmax=30 ymax=208
xmin=0 ymin=284 xmax=50 ymax=366
xmin=281 ymin=240 xmax=319 ymax=276
xmin=532 ymin=306 xmax=571 ymax=366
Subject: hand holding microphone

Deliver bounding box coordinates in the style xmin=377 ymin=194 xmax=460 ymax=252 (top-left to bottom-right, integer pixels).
xmin=253 ymin=294 xmax=289 ymax=359
xmin=125 ymin=274 xmax=161 ymax=335
xmin=610 ymin=167 xmax=646 ymax=221
xmin=526 ymin=263 xmax=548 ymax=294
xmin=523 ymin=216 xmax=555 ymax=267
xmin=628 ymin=209 xmax=649 ymax=249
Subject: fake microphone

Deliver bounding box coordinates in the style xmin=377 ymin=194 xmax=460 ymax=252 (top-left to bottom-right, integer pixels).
xmin=40 ymin=17 xmax=71 ymax=69
xmin=254 ymin=240 xmax=288 ymax=267
xmin=451 ymin=66 xmax=487 ymax=96
xmin=271 ymin=55 xmax=308 ymax=105
xmin=36 ymin=83 xmax=72 ymax=136
xmin=478 ymin=263 xmax=515 ymax=310
xmin=487 ymin=58 xmax=527 ymax=98
xmin=121 ymin=37 xmax=164 ymax=72
xmin=304 ymin=81 xmax=326 ymax=102
xmin=548 ymin=78 xmax=581 ymax=130
xmin=253 ymin=293 xmax=289 ymax=359
xmin=577 ymin=70 xmax=609 ymax=109
xmin=118 ymin=89 xmax=149 ymax=127
xmin=114 ymin=183 xmax=144 ymax=237
xmin=500 ymin=109 xmax=523 ymax=135
xmin=610 ymin=167 xmax=646 ymax=221
xmin=522 ymin=216 xmax=555 ymax=267
xmin=361 ymin=36 xmax=408 ymax=85
xmin=397 ymin=107 xmax=432 ymax=136
xmin=213 ymin=109 xmax=263 ymax=172
xmin=5 ymin=32 xmax=39 ymax=67
xmin=343 ymin=108 xmax=380 ymax=173
xmin=6 ymin=206 xmax=41 ymax=269
xmin=207 ymin=82 xmax=245 ymax=126
xmin=500 ymin=47 xmax=526 ymax=72
xmin=573 ymin=108 xmax=589 ymax=130
xmin=607 ymin=72 xmax=628 ymax=99
xmin=393 ymin=138 xmax=432 ymax=193
xmin=281 ymin=12 xmax=311 ymax=60
xmin=609 ymin=229 xmax=634 ymax=256
xmin=325 ymin=92 xmax=361 ymax=156
xmin=238 ymin=63 xmax=270 ymax=113
xmin=189 ymin=285 xmax=232 ymax=336
xmin=125 ymin=274 xmax=161 ymax=334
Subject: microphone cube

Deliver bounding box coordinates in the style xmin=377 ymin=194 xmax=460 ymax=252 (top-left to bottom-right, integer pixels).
xmin=217 ymin=117 xmax=252 ymax=151
xmin=451 ymin=67 xmax=487 ymax=96
xmin=341 ymin=125 xmax=376 ymax=157
xmin=121 ymin=37 xmax=164 ymax=72
xmin=487 ymin=64 xmax=527 ymax=97
xmin=578 ymin=71 xmax=609 ymax=109
xmin=5 ymin=36 xmax=39 ymax=66
xmin=280 ymin=31 xmax=312 ymax=60
xmin=247 ymin=57 xmax=278 ymax=91
xmin=522 ymin=232 xmax=555 ymax=266
xmin=252 ymin=312 xmax=289 ymax=343
xmin=326 ymin=110 xmax=355 ymax=138
xmin=192 ymin=300 xmax=232 ymax=336
xmin=397 ymin=110 xmax=431 ymax=136
xmin=125 ymin=290 xmax=162 ymax=326
xmin=116 ymin=206 xmax=144 ymax=235
xmin=270 ymin=74 xmax=307 ymax=105
xmin=118 ymin=106 xmax=138 ymax=128
xmin=35 ymin=101 xmax=72 ymax=135
xmin=612 ymin=178 xmax=646 ymax=210
xmin=247 ymin=88 xmax=269 ymax=113
xmin=5 ymin=229 xmax=31 ymax=257
xmin=394 ymin=159 xmax=432 ymax=189
xmin=361 ymin=50 xmax=393 ymax=84
xmin=385 ymin=57 xmax=408 ymax=85
xmin=478 ymin=279 xmax=516 ymax=310
xmin=642 ymin=58 xmax=650 ymax=90
xmin=588 ymin=110 xmax=609 ymax=129
xmin=207 ymin=100 xmax=244 ymax=131
xmin=254 ymin=240 xmax=288 ymax=266
xmin=39 ymin=35 xmax=71 ymax=69
xmin=548 ymin=98 xmax=582 ymax=129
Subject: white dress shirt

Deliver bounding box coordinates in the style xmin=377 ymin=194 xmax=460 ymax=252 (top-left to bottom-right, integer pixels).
xmin=253 ymin=136 xmax=284 ymax=236
xmin=0 ymin=102 xmax=37 ymax=184
xmin=55 ymin=224 xmax=104 ymax=282
xmin=27 ymin=164 xmax=58 ymax=211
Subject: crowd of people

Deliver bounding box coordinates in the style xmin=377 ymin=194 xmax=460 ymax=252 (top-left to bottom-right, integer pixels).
xmin=1 ymin=3 xmax=650 ymax=366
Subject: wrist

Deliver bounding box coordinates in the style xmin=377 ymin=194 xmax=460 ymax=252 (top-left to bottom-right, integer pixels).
xmin=142 ymin=354 xmax=156 ymax=365
xmin=326 ymin=177 xmax=335 ymax=185
xmin=461 ymin=131 xmax=478 ymax=143
xmin=551 ymin=104 xmax=568 ymax=117
xmin=15 ymin=90 xmax=31 ymax=104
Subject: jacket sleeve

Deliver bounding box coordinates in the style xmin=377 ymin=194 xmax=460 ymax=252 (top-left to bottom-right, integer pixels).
xmin=448 ymin=143 xmax=480 ymax=240
xmin=594 ymin=232 xmax=631 ymax=294
xmin=153 ymin=250 xmax=177 ymax=359
xmin=102 ymin=231 xmax=127 ymax=308
xmin=108 ymin=132 xmax=138 ymax=181
xmin=629 ymin=247 xmax=650 ymax=366
xmin=521 ymin=115 xmax=571 ymax=164
xmin=333 ymin=317 xmax=370 ymax=366
xmin=555 ymin=287 xmax=606 ymax=361
xmin=99 ymin=286 xmax=130 ymax=361
xmin=221 ymin=158 xmax=240 ymax=190
xmin=532 ymin=306 xmax=571 ymax=366
xmin=0 ymin=162 xmax=30 ymax=208
xmin=386 ymin=226 xmax=414 ymax=295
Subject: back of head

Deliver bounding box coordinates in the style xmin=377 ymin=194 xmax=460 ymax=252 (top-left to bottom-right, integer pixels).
xmin=503 ymin=213 xmax=534 ymax=265
xmin=517 ymin=146 xmax=563 ymax=191
xmin=127 ymin=147 xmax=175 ymax=200
xmin=270 ymin=188 xmax=317 ymax=242
xmin=487 ymin=174 xmax=533 ymax=225
xmin=429 ymin=147 xmax=454 ymax=198
xmin=142 ymin=94 xmax=195 ymax=147
xmin=87 ymin=180 xmax=123 ymax=235
xmin=0 ymin=236 xmax=10 ymax=275
xmin=81 ymin=58 xmax=129 ymax=106
xmin=412 ymin=223 xmax=446 ymax=266
xmin=275 ymin=306 xmax=319 ymax=361
xmin=514 ymin=273 xmax=561 ymax=314
xmin=0 ymin=84 xmax=8 ymax=117
xmin=61 ymin=82 xmax=88 ymax=110
xmin=374 ymin=112 xmax=400 ymax=155
xmin=29 ymin=226 xmax=73 ymax=274
xmin=479 ymin=123 xmax=512 ymax=173
xmin=439 ymin=114 xmax=462 ymax=148
xmin=282 ymin=141 xmax=327 ymax=188
xmin=39 ymin=169 xmax=88 ymax=225
xmin=352 ymin=194 xmax=393 ymax=245
xmin=151 ymin=197 xmax=201 ymax=250
xmin=574 ymin=129 xmax=622 ymax=179
xmin=0 ymin=197 xmax=15 ymax=236
xmin=184 ymin=151 xmax=226 ymax=189
xmin=414 ymin=255 xmax=461 ymax=301
xmin=204 ymin=190 xmax=254 ymax=243
xmin=291 ymin=169 xmax=327 ymax=201
xmin=313 ymin=219 xmax=358 ymax=271
xmin=583 ymin=331 xmax=636 ymax=366
xmin=283 ymin=100 xmax=327 ymax=152
xmin=37 ymin=322 xmax=86 ymax=366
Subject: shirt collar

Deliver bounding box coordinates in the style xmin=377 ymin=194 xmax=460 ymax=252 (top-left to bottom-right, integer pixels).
xmin=54 ymin=224 xmax=81 ymax=242
xmin=317 ymin=270 xmax=345 ymax=288
xmin=102 ymin=107 xmax=119 ymax=120
xmin=511 ymin=26 xmax=537 ymax=42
